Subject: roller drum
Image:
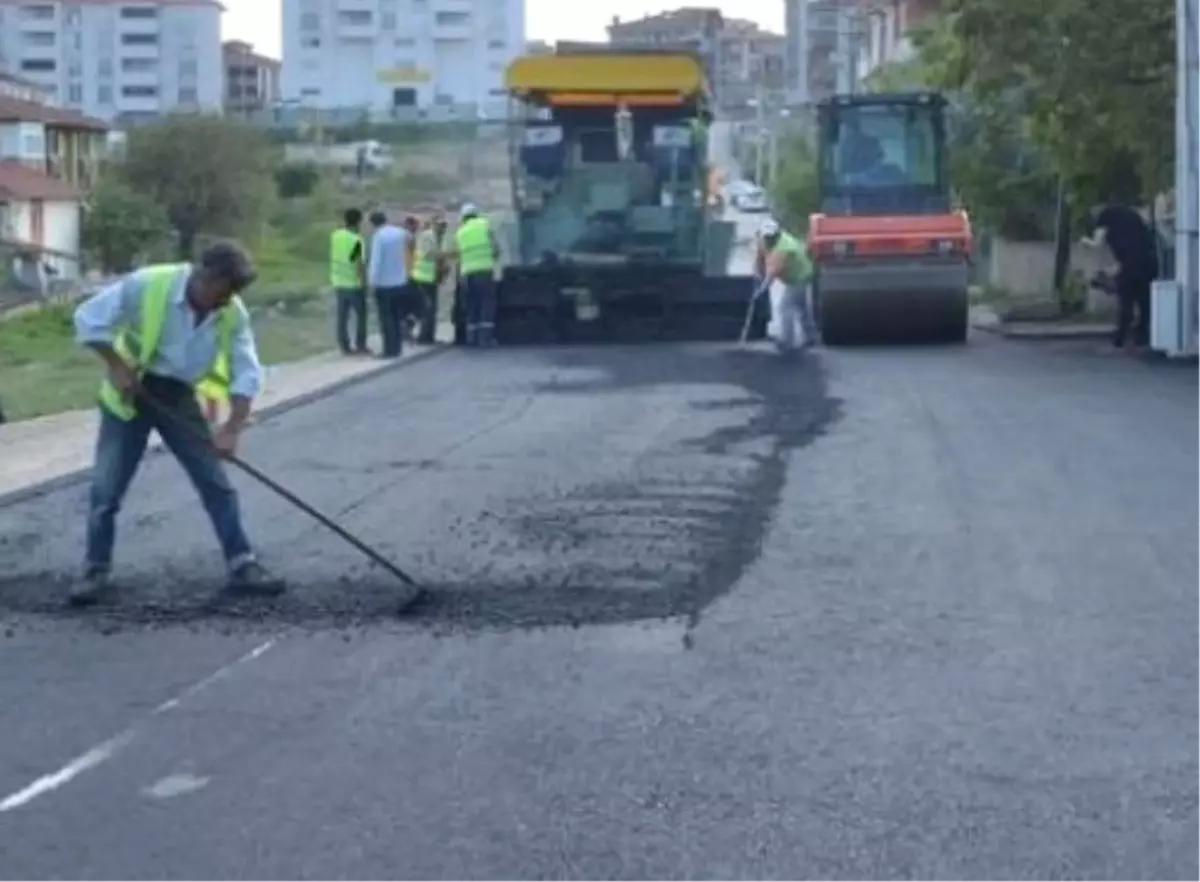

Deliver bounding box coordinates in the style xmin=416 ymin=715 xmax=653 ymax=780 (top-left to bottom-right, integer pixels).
xmin=815 ymin=257 xmax=970 ymax=345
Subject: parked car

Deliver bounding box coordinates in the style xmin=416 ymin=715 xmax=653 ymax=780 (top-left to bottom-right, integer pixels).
xmin=730 ymin=186 xmax=769 ymax=213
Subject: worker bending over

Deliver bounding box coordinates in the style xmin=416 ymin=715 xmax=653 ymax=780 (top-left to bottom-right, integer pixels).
xmin=452 ymin=203 xmax=501 ymax=347
xmin=1081 ymin=200 xmax=1160 ymax=350
xmin=70 ymin=242 xmax=285 ymax=606
xmin=756 ymin=218 xmax=817 ymax=352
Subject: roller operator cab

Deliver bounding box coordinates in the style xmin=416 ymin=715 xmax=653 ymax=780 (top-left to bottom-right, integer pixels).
xmin=810 ymin=92 xmax=972 ymax=345
xmin=480 ymin=49 xmax=757 ymax=345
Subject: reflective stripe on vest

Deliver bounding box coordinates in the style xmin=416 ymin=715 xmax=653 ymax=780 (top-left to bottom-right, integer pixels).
xmin=412 ymin=229 xmax=437 ymax=283
xmin=329 ymin=228 xmax=362 ymax=288
xmin=97 ymin=265 xmax=240 ymax=420
xmin=455 ymin=217 xmax=493 ymax=276
xmin=768 ymin=230 xmax=812 ymax=285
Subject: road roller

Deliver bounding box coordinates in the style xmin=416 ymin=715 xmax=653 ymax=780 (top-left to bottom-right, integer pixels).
xmin=468 ymin=46 xmax=761 ymax=345
xmin=809 ymin=91 xmax=972 ymax=345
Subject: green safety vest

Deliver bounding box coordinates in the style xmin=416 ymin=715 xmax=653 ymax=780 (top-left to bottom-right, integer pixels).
xmin=97 ymin=264 xmax=240 ymax=421
xmin=455 ymin=217 xmax=494 ymax=276
xmin=768 ymin=230 xmax=813 ymax=286
xmin=412 ymin=229 xmax=438 ymax=283
xmin=329 ymin=228 xmax=363 ymax=288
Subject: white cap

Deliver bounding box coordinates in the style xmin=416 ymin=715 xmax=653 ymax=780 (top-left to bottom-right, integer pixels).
xmin=759 ymin=218 xmax=781 ymax=237
xmin=459 ymin=202 xmax=478 ymax=218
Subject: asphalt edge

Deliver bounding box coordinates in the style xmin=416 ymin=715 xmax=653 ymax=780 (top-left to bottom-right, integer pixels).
xmin=0 ymin=343 xmax=451 ymax=510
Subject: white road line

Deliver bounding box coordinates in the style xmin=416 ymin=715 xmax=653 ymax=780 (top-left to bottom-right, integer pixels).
xmin=0 ymin=639 xmax=275 ymax=814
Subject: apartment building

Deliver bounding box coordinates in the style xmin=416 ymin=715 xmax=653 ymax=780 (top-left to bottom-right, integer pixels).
xmin=224 ymin=40 xmax=280 ymax=115
xmin=280 ymin=0 xmax=526 ymax=115
xmin=0 ymin=0 xmax=224 ymax=124
xmin=784 ymin=0 xmax=860 ymax=104
xmin=852 ymin=0 xmax=942 ymax=83
xmin=606 ymin=7 xmax=785 ymax=110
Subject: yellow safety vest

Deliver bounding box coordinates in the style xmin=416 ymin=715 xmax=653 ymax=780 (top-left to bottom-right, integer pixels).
xmin=329 ymin=228 xmax=363 ymax=288
xmin=455 ymin=217 xmax=494 ymax=276
xmin=97 ymin=264 xmax=240 ymax=421
xmin=412 ymin=229 xmax=438 ymax=283
xmin=766 ymin=230 xmax=813 ymax=286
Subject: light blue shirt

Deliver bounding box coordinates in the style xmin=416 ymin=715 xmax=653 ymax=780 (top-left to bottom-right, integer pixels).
xmin=73 ymin=263 xmax=265 ymax=399
xmin=367 ymin=224 xmax=410 ymax=288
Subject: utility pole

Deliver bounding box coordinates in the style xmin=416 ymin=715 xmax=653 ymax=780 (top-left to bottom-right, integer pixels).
xmin=1163 ymin=0 xmax=1199 ymax=355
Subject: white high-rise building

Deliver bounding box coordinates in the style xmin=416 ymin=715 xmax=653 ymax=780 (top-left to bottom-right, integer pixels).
xmin=0 ymin=0 xmax=223 ymax=124
xmin=281 ymin=0 xmax=525 ymax=114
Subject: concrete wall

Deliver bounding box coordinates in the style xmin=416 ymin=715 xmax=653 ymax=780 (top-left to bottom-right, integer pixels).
xmin=984 ymin=236 xmax=1117 ymax=312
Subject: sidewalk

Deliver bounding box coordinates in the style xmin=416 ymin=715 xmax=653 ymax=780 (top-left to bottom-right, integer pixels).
xmin=970 ymin=305 xmax=1112 ymax=339
xmin=0 ymin=330 xmax=449 ymax=501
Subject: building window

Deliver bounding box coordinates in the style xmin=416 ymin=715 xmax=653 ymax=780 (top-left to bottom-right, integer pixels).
xmin=301 ymin=36 xmax=321 ymax=48
xmin=487 ymin=39 xmax=505 ymax=49
xmin=179 ymin=86 xmax=198 ymax=103
xmin=121 ymin=57 xmax=157 ymax=72
xmin=98 ymin=58 xmax=114 ymax=76
xmin=381 ymin=12 xmax=396 ymax=30
xmin=435 ymin=12 xmax=469 ymax=26
xmin=395 ymin=37 xmax=415 ymax=47
xmin=299 ymin=12 xmax=320 ymax=30
xmin=20 ymin=59 xmax=56 ymax=72
xmin=20 ymin=5 xmax=55 ymax=21
xmin=179 ymin=58 xmax=197 ymax=77
xmin=337 ymin=10 xmax=371 ymax=25
xmin=121 ymin=85 xmax=158 ymax=97
xmin=121 ymin=33 xmax=159 ymax=46
xmin=24 ymin=32 xmax=56 ymax=47
xmin=21 ymin=128 xmax=45 ymax=156
xmin=120 ymin=6 xmax=159 ymax=18
xmin=300 ymin=87 xmax=320 ymax=97
xmin=68 ymin=83 xmax=83 ymax=103
xmin=98 ymin=84 xmax=113 ymax=103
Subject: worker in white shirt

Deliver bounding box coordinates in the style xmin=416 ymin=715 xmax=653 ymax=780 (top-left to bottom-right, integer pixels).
xmin=366 ymin=210 xmax=413 ymax=358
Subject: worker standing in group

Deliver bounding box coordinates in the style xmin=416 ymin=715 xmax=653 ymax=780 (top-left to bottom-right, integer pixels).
xmin=452 ymin=203 xmax=501 ymax=347
xmin=69 ymin=242 xmax=286 ymax=606
xmin=411 ymin=215 xmax=442 ymax=344
xmin=755 ymin=217 xmax=817 ymax=352
xmin=330 ymin=208 xmax=369 ymax=356
xmin=367 ymin=210 xmax=413 ymax=358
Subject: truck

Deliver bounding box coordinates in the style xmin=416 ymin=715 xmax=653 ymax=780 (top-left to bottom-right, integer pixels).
xmin=809 ymin=91 xmax=972 ymax=344
xmin=476 ymin=48 xmax=761 ymax=344
xmin=282 ymin=139 xmax=395 ymax=174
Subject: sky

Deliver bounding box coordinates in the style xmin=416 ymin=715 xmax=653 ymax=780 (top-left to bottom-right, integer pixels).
xmin=221 ymin=0 xmax=784 ymax=60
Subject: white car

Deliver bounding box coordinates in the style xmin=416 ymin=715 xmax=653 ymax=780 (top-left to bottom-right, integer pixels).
xmin=731 ymin=188 xmax=769 ymax=213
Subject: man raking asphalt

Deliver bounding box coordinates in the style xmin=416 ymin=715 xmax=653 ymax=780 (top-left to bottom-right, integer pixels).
xmin=70 ymin=242 xmax=423 ymax=611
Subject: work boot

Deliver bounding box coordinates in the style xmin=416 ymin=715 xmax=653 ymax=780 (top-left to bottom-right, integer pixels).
xmin=69 ymin=567 xmax=115 ymax=607
xmin=226 ymin=561 xmax=286 ymax=597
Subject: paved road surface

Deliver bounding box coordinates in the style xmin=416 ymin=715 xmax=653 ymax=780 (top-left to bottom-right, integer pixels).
xmin=0 ymin=335 xmax=1196 ymax=879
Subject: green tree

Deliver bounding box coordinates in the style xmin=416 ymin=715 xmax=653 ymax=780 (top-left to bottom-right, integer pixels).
xmin=120 ymin=113 xmax=276 ymax=258
xmin=81 ymin=174 xmax=171 ymax=273
xmin=771 ymin=135 xmax=821 ymax=233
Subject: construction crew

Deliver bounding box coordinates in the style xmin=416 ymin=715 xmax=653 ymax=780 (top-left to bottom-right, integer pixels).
xmin=756 ymin=218 xmax=817 ymax=352
xmin=70 ymin=242 xmax=286 ymax=606
xmin=411 ymin=215 xmax=442 ymax=344
xmin=330 ymin=208 xmax=369 ymax=355
xmin=452 ymin=203 xmax=501 ymax=347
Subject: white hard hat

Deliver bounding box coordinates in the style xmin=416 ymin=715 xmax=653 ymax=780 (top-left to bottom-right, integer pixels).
xmin=759 ymin=218 xmax=781 ymax=237
xmin=459 ymin=202 xmax=478 ymax=218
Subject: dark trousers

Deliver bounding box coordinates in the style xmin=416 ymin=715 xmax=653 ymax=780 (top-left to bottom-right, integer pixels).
xmin=86 ymin=374 xmax=253 ymax=572
xmin=1115 ymin=269 xmax=1152 ymax=347
xmin=462 ymin=272 xmax=497 ymax=346
xmin=335 ymin=287 xmax=367 ymax=353
xmin=374 ymin=286 xmax=406 ymax=357
xmin=413 ymin=281 xmax=438 ymax=344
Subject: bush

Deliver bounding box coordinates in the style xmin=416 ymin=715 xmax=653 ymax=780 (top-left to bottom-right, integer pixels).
xmin=82 ymin=176 xmax=171 ymax=273
xmin=274 ymin=163 xmax=321 ymax=199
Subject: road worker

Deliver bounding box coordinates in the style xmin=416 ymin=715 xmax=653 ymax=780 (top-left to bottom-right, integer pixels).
xmin=451 ymin=203 xmax=501 ymax=347
xmin=755 ymin=217 xmax=817 ymax=352
xmin=330 ymin=208 xmax=369 ymax=355
xmin=70 ymin=241 xmax=286 ymax=606
xmin=411 ymin=214 xmax=442 ymax=344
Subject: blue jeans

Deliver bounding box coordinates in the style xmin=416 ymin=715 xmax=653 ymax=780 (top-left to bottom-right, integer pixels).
xmin=462 ymin=272 xmax=496 ymax=345
xmin=85 ymin=376 xmax=254 ymax=572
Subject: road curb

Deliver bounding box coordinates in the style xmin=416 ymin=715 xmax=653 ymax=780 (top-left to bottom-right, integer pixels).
xmin=0 ymin=343 xmax=451 ymax=510
xmin=971 ymin=322 xmax=1112 ymax=341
